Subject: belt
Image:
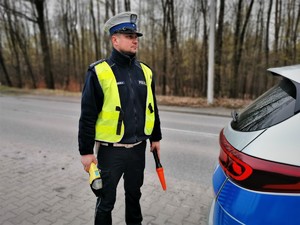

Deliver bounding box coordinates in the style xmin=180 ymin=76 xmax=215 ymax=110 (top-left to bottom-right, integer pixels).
xmin=100 ymin=141 xmax=142 ymax=148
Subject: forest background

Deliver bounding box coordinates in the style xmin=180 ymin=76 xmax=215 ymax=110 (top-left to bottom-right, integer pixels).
xmin=0 ymin=0 xmax=299 ymax=102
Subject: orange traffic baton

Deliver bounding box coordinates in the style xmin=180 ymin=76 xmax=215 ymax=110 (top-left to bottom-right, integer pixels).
xmin=152 ymin=149 xmax=167 ymax=191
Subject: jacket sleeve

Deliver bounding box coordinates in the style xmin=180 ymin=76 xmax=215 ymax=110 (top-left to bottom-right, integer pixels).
xmin=150 ymin=73 xmax=162 ymax=142
xmin=78 ymin=68 xmax=103 ymax=155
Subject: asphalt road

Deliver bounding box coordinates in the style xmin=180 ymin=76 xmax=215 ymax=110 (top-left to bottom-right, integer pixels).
xmin=0 ymin=94 xmax=230 ymax=188
xmin=157 ymin=110 xmax=230 ymax=188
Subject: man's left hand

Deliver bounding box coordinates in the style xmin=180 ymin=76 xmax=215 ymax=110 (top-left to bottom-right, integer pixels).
xmin=150 ymin=141 xmax=161 ymax=159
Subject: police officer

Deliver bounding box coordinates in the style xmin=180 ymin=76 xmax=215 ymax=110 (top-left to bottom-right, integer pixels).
xmin=78 ymin=11 xmax=162 ymax=225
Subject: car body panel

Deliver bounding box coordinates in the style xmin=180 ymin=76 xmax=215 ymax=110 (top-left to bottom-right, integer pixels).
xmin=268 ymin=65 xmax=300 ymax=114
xmin=223 ymin=123 xmax=265 ymax=151
xmin=268 ymin=64 xmax=300 ymax=84
xmin=210 ymin=198 xmax=244 ymax=225
xmin=212 ymin=165 xmax=227 ymax=195
xmin=243 ymin=113 xmax=300 ymax=166
xmin=211 ymin=167 xmax=300 ymax=225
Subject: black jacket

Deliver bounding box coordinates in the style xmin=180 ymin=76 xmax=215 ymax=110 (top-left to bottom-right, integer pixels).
xmin=78 ymin=48 xmax=162 ymax=155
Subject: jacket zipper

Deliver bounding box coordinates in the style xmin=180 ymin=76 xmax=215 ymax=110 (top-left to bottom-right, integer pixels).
xmin=128 ymin=63 xmax=138 ymax=141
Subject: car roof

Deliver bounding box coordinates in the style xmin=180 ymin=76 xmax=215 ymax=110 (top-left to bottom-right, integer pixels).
xmin=267 ymin=64 xmax=300 ymax=84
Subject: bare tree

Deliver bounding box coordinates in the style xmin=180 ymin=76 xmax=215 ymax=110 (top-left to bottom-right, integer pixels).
xmin=0 ymin=34 xmax=12 ymax=86
xmin=274 ymin=0 xmax=282 ymax=65
xmin=124 ymin=0 xmax=130 ymax=11
xmin=14 ymin=14 xmax=37 ymax=88
xmin=230 ymin=0 xmax=254 ymax=98
xmin=1 ymin=0 xmax=55 ymax=88
xmin=32 ymin=0 xmax=55 ymax=89
xmin=168 ymin=0 xmax=181 ymax=95
xmin=161 ymin=0 xmax=169 ymax=95
xmin=286 ymin=0 xmax=294 ymax=64
xmin=265 ymin=0 xmax=272 ymax=68
xmin=110 ymin=0 xmax=116 ymax=15
xmin=90 ymin=0 xmax=100 ymax=59
xmin=58 ymin=0 xmax=72 ymax=88
xmin=2 ymin=0 xmax=23 ymax=87
xmin=249 ymin=0 xmax=264 ymax=97
xmin=200 ymin=0 xmax=208 ymax=96
xmin=292 ymin=1 xmax=300 ymax=63
xmin=215 ymin=0 xmax=225 ymax=97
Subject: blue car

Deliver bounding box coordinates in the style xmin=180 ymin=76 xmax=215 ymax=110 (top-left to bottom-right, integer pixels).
xmin=209 ymin=65 xmax=300 ymax=225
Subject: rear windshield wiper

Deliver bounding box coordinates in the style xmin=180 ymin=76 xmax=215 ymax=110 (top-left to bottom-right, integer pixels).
xmin=231 ymin=110 xmax=239 ymax=122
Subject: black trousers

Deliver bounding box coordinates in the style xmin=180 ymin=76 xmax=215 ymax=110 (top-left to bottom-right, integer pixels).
xmin=95 ymin=141 xmax=146 ymax=225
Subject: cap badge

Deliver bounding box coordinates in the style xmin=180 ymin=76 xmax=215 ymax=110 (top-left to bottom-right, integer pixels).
xmin=130 ymin=14 xmax=137 ymax=23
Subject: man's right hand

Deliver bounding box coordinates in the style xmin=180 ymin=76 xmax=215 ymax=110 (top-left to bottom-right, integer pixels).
xmin=81 ymin=154 xmax=98 ymax=173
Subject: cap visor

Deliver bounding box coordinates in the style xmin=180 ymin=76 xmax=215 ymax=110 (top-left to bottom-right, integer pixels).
xmin=115 ymin=30 xmax=143 ymax=37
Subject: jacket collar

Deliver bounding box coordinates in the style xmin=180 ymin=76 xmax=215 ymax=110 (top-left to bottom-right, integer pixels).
xmin=109 ymin=48 xmax=136 ymax=66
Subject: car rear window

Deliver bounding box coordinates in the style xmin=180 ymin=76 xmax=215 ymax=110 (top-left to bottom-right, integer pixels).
xmin=231 ymin=78 xmax=296 ymax=132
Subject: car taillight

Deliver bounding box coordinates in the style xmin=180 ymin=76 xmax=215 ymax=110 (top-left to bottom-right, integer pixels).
xmin=219 ymin=129 xmax=300 ymax=193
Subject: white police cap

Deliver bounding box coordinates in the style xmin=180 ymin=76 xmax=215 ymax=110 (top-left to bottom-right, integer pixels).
xmin=104 ymin=11 xmax=143 ymax=37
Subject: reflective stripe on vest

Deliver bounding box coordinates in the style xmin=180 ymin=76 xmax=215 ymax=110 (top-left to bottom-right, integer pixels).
xmin=140 ymin=63 xmax=155 ymax=135
xmin=94 ymin=61 xmax=155 ymax=143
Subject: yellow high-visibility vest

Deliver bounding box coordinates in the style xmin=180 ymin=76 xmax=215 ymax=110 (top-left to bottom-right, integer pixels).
xmin=94 ymin=61 xmax=155 ymax=143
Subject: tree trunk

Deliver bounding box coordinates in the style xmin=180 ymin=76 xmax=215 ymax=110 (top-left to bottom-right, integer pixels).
xmin=230 ymin=0 xmax=254 ymax=98
xmin=15 ymin=23 xmax=37 ymax=88
xmin=200 ymin=0 xmax=208 ymax=97
xmin=161 ymin=0 xmax=168 ymax=95
xmin=190 ymin=0 xmax=200 ymax=96
xmin=60 ymin=0 xmax=71 ymax=88
xmin=104 ymin=0 xmax=111 ymax=56
xmin=3 ymin=0 xmax=23 ymax=87
xmin=0 ymin=39 xmax=12 ymax=86
xmin=292 ymin=1 xmax=300 ymax=64
xmin=124 ymin=0 xmax=131 ymax=11
xmin=90 ymin=0 xmax=100 ymax=60
xmin=265 ymin=0 xmax=273 ymax=88
xmin=274 ymin=0 xmax=282 ymax=63
xmin=33 ymin=0 xmax=55 ymax=89
xmin=168 ymin=0 xmax=180 ymax=95
xmin=250 ymin=0 xmax=263 ymax=98
xmin=265 ymin=0 xmax=272 ymax=68
xmin=215 ymin=0 xmax=225 ymax=97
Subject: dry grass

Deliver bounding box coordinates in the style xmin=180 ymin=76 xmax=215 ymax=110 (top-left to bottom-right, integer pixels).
xmin=0 ymin=86 xmax=252 ymax=109
xmin=156 ymin=95 xmax=252 ymax=109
